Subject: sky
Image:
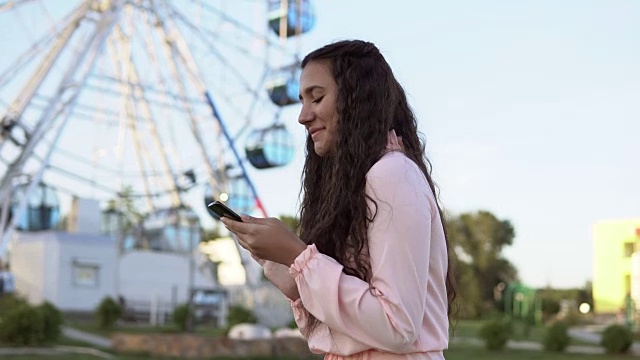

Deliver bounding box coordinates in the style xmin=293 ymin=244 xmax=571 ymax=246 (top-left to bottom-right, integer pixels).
xmin=1 ymin=0 xmax=639 ymax=290
xmin=250 ymin=0 xmax=640 ymax=289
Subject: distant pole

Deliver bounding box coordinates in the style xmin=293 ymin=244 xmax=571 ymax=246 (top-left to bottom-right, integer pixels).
xmin=186 ymin=218 xmax=196 ymax=333
xmin=535 ymin=295 xmax=543 ymax=325
xmin=504 ymin=284 xmax=512 ymax=319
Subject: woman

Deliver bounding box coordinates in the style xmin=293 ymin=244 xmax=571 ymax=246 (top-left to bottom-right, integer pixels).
xmin=222 ymin=40 xmax=456 ymax=359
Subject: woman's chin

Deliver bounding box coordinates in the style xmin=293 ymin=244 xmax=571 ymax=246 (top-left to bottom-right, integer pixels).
xmin=313 ymin=143 xmax=327 ymax=157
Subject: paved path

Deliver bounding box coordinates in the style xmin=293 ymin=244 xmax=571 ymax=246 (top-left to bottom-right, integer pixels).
xmin=62 ymin=326 xmax=112 ymax=349
xmin=0 ymin=327 xmax=113 ymax=358
xmin=569 ymin=326 xmax=640 ymax=355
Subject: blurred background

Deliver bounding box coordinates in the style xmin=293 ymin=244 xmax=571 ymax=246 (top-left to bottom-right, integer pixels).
xmin=0 ymin=0 xmax=639 ymax=358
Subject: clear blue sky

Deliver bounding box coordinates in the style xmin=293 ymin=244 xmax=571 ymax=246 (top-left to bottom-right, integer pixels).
xmin=2 ymin=1 xmax=639 ymax=289
xmin=252 ymin=0 xmax=640 ymax=289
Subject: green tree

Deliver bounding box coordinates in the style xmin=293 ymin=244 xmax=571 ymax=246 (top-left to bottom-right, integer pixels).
xmin=105 ymin=185 xmax=144 ymax=232
xmin=447 ymin=210 xmax=518 ymax=316
xmin=454 ymin=261 xmax=484 ymax=318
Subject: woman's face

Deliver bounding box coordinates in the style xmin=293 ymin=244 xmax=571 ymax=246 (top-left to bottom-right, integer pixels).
xmin=298 ymin=61 xmax=339 ymax=157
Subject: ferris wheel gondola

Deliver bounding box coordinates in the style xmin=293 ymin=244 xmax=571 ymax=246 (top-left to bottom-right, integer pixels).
xmin=245 ymin=123 xmax=295 ymax=169
xmin=268 ymin=0 xmax=316 ymax=38
xmin=11 ymin=180 xmax=60 ymax=231
xmin=266 ymin=63 xmax=302 ymax=106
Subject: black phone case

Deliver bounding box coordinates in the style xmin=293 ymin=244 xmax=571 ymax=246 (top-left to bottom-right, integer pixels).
xmin=207 ymin=201 xmax=242 ymax=222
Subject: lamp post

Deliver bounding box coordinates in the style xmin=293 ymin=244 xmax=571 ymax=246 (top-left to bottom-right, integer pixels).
xmin=181 ymin=206 xmax=199 ymax=333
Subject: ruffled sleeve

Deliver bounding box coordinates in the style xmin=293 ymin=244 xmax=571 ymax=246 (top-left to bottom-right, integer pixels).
xmin=288 ymin=245 xmax=373 ymax=355
xmin=286 ymin=245 xmax=321 ymax=345
xmin=289 ymin=244 xmax=320 ymax=277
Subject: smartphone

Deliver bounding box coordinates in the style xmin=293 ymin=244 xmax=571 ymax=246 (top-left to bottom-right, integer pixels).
xmin=207 ymin=201 xmax=243 ymax=222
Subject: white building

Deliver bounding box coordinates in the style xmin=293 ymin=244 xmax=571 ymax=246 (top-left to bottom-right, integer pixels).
xmin=118 ymin=250 xmax=218 ymax=309
xmin=10 ymin=230 xmax=117 ymax=311
xmin=8 ymin=197 xmax=223 ymax=319
xmin=7 ymin=196 xmax=293 ymax=327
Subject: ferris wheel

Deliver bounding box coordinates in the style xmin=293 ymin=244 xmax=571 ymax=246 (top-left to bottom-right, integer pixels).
xmin=0 ymin=0 xmax=316 ymax=257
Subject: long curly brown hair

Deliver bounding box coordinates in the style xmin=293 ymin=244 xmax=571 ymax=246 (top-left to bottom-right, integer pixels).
xmin=298 ymin=40 xmax=457 ymax=330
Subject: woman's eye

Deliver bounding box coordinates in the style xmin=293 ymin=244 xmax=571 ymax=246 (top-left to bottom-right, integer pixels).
xmin=312 ymin=96 xmax=324 ymax=104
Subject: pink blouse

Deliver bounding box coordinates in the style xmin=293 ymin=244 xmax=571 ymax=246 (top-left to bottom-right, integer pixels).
xmin=288 ymin=132 xmax=449 ymax=360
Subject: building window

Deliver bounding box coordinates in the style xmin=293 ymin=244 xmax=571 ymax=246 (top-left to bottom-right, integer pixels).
xmin=72 ymin=262 xmax=99 ymax=288
xmin=624 ymin=242 xmax=635 ymax=258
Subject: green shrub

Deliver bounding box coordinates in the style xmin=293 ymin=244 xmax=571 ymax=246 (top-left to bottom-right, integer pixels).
xmin=478 ymin=319 xmax=510 ymax=351
xmin=0 ymin=303 xmax=44 ymax=345
xmin=541 ymin=298 xmax=561 ymax=318
xmin=37 ymin=302 xmax=63 ymax=343
xmin=227 ymin=304 xmax=257 ymax=327
xmin=601 ymin=324 xmax=632 ymax=354
xmin=561 ymin=309 xmax=584 ymax=326
xmin=172 ymin=304 xmax=191 ymax=332
xmin=543 ymin=322 xmax=570 ymax=352
xmin=95 ymin=296 xmax=122 ymax=329
xmin=0 ymin=293 xmax=28 ymax=317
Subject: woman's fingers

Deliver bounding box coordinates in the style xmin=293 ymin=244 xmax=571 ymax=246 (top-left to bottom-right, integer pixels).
xmin=220 ymin=217 xmax=253 ymax=235
xmin=233 ymin=234 xmax=250 ymax=251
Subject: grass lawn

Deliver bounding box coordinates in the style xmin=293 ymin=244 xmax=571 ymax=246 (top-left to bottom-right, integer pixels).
xmin=452 ymin=319 xmax=595 ymax=346
xmin=445 ymin=344 xmax=624 ymax=359
xmin=452 ymin=318 xmax=547 ymax=341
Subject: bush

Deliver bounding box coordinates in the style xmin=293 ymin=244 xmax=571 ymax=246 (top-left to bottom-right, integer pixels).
xmin=478 ymin=319 xmax=510 ymax=351
xmin=37 ymin=302 xmax=63 ymax=343
xmin=95 ymin=296 xmax=122 ymax=329
xmin=0 ymin=303 xmax=44 ymax=345
xmin=172 ymin=304 xmax=191 ymax=332
xmin=227 ymin=304 xmax=257 ymax=328
xmin=541 ymin=298 xmax=561 ymax=318
xmin=543 ymin=322 xmax=570 ymax=352
xmin=560 ymin=309 xmax=584 ymax=326
xmin=601 ymin=324 xmax=632 ymax=354
xmin=0 ymin=293 xmax=28 ymax=317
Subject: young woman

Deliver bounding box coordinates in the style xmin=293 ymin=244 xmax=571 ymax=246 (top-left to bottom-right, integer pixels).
xmin=222 ymin=40 xmax=456 ymax=360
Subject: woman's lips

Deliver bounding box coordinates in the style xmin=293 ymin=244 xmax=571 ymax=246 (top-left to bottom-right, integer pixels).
xmin=311 ymin=128 xmax=324 ymax=139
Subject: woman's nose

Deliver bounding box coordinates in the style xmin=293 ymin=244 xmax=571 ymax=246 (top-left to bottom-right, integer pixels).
xmin=298 ymin=106 xmax=314 ymax=125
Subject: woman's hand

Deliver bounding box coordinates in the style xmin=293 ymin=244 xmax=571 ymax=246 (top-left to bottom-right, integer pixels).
xmin=252 ymin=254 xmax=300 ymax=300
xmin=221 ymin=215 xmax=307 ymax=267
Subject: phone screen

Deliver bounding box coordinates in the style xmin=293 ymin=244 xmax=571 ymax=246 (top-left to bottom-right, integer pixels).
xmin=207 ymin=201 xmax=242 ymax=222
